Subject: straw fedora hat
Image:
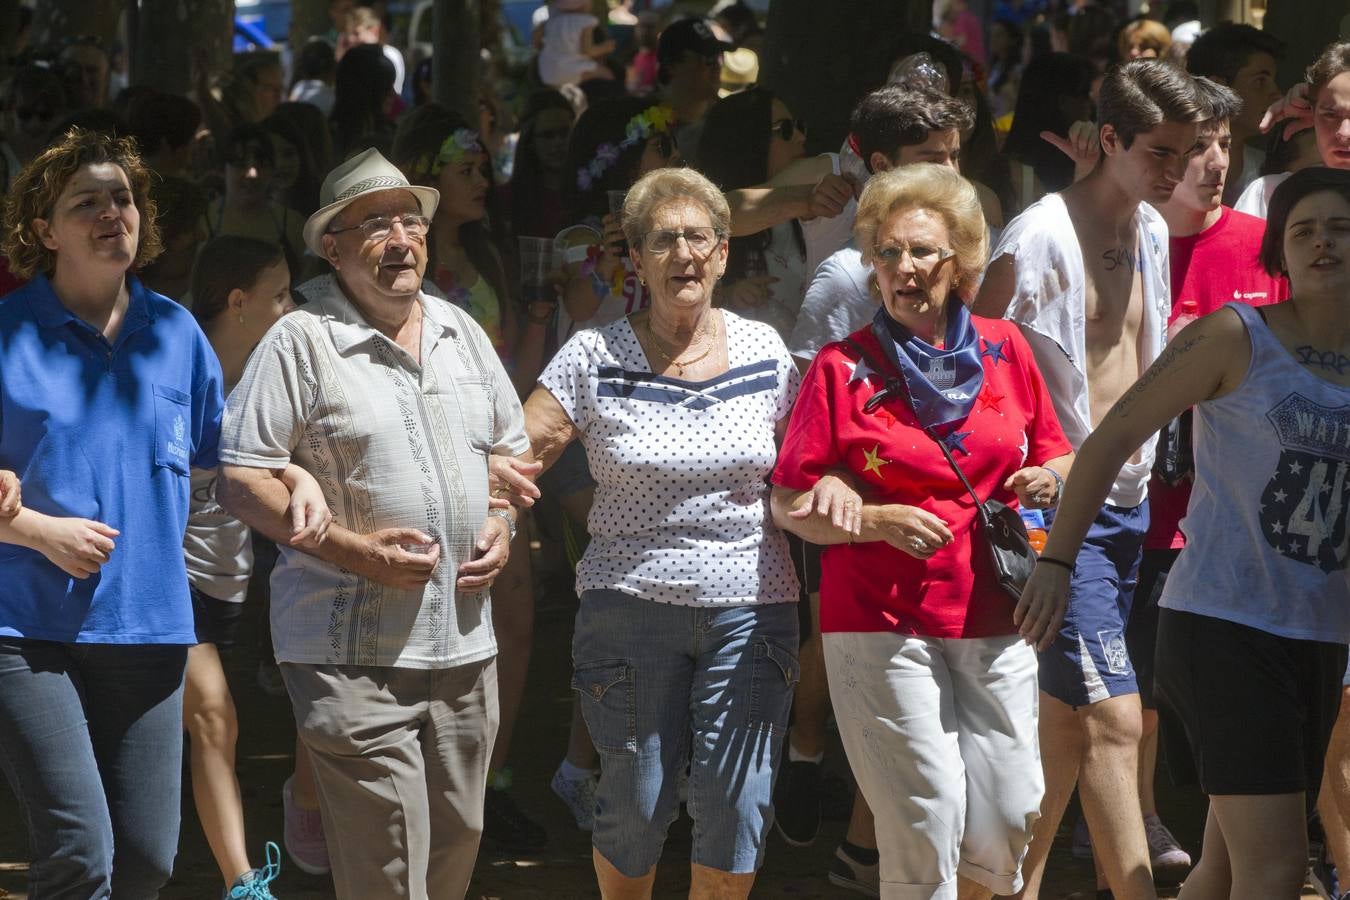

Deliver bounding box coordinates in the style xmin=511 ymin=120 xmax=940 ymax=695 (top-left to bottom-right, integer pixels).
xmin=718 ymin=47 xmax=759 ymax=98
xmin=302 ymin=148 xmax=440 ymax=257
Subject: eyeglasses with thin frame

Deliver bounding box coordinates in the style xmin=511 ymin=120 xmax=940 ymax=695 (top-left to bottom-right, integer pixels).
xmin=770 ymin=118 xmax=806 ymax=142
xmin=639 ymin=227 xmax=724 ymax=256
xmin=328 ymin=214 xmax=431 ymax=242
xmin=873 ymin=243 xmax=954 ymax=269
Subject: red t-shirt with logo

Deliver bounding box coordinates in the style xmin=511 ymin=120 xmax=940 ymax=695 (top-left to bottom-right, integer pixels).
xmin=772 ymin=317 xmax=1070 ymax=637
xmin=1146 ymin=206 xmax=1289 ymax=550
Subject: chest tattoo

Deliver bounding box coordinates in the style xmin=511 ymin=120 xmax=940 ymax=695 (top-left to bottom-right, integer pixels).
xmin=1101 ymin=246 xmax=1139 ymax=273
xmin=1296 ymin=345 xmax=1350 ymax=376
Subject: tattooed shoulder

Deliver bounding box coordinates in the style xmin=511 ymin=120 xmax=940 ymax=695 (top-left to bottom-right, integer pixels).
xmin=1114 ymin=332 xmax=1209 ymax=418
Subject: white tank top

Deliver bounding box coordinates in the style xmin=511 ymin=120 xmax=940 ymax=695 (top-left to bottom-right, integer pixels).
xmin=1160 ymin=302 xmax=1350 ymax=643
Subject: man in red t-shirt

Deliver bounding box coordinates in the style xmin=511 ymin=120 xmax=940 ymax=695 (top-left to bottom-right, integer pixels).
xmin=1123 ymin=75 xmax=1288 ymax=878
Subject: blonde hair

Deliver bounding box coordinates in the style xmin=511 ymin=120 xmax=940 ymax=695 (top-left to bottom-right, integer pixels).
xmin=346 ymin=6 xmax=381 ymax=30
xmin=622 ymin=167 xmax=730 ymax=246
xmin=853 ymin=164 xmax=987 ymax=292
xmin=2 ymin=128 xmax=163 ymax=280
xmin=1118 ymin=19 xmax=1172 ymax=61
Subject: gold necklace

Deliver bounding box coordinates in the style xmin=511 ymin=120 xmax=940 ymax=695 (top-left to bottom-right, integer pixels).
xmin=647 ymin=313 xmax=719 ymax=376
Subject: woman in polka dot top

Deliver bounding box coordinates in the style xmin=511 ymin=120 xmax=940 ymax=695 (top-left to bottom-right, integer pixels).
xmin=520 ymin=166 xmax=804 ymax=896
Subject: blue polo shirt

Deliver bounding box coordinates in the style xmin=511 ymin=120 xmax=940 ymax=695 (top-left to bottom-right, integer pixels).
xmin=0 ymin=274 xmax=225 ymax=644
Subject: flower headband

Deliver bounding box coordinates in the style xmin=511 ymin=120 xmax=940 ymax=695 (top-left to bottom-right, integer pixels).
xmin=411 ymin=128 xmax=483 ymax=181
xmin=576 ymin=105 xmax=675 ymax=192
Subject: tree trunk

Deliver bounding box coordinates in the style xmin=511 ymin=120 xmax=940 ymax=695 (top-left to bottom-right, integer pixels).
xmin=32 ymin=0 xmax=123 ymax=50
xmin=433 ymin=0 xmax=479 ymax=123
xmin=0 ymin=0 xmax=22 ymax=78
xmin=760 ymin=0 xmax=929 ymax=155
xmin=1262 ymin=0 xmax=1349 ymax=96
xmin=289 ymin=0 xmax=331 ymax=54
xmin=133 ymin=0 xmax=233 ymax=91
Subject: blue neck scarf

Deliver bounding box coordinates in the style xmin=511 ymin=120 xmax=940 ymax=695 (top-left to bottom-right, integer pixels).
xmin=870 ymin=299 xmax=984 ymax=430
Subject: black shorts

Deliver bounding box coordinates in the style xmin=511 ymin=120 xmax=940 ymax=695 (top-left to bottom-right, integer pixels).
xmin=787 ymin=534 xmax=822 ymax=641
xmin=191 ymin=586 xmax=245 ymax=649
xmin=1124 ymin=548 xmax=1179 ymax=710
xmin=1154 ymin=607 xmax=1346 ymax=798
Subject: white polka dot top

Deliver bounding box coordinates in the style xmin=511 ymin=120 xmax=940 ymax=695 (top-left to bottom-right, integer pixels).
xmin=540 ymin=310 xmax=802 ymax=606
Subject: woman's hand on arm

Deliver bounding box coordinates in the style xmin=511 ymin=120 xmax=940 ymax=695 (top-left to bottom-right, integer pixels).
xmin=489 ymin=452 xmax=543 ymax=509
xmin=774 ymin=473 xmax=865 ymax=540
xmin=278 ymin=464 xmax=332 ymax=550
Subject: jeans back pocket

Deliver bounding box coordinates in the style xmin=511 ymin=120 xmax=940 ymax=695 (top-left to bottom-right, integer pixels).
xmin=571 ymin=660 xmax=637 ymax=755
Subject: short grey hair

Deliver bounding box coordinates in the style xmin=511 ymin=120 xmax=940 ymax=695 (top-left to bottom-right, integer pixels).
xmin=621 ymin=167 xmax=731 ymax=246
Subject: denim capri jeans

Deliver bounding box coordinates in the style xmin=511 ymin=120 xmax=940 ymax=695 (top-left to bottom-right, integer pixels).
xmin=572 ymin=589 xmax=800 ymax=876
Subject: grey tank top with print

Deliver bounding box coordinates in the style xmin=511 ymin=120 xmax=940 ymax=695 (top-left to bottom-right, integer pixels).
xmin=1159 ymin=302 xmax=1350 ymax=644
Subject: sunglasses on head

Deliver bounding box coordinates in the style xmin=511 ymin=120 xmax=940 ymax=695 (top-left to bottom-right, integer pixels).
xmin=770 ymin=118 xmax=806 ymax=141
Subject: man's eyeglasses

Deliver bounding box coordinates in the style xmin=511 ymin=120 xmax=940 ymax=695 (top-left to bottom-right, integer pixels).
xmin=873 ymin=244 xmax=954 ymax=269
xmin=639 ymin=227 xmax=724 ymax=256
xmin=328 ymin=214 xmax=431 ymax=242
xmin=770 ymin=118 xmax=806 ymax=142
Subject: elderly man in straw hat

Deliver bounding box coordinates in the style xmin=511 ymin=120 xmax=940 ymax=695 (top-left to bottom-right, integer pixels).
xmin=217 ymin=148 xmax=529 ymax=898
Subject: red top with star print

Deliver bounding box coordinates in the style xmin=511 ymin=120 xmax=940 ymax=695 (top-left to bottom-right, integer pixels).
xmin=773 ymin=316 xmax=1071 ymax=637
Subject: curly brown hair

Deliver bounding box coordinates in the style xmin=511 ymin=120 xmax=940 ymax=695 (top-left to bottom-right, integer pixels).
xmin=1 ymin=128 xmax=163 ymax=279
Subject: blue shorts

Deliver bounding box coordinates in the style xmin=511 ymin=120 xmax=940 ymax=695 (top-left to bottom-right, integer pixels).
xmin=571 ymin=590 xmax=800 ymax=876
xmin=1039 ymin=502 xmax=1148 ymax=707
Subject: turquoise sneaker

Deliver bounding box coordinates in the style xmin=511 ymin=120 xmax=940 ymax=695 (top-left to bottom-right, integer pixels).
xmin=223 ymin=842 xmax=281 ymax=899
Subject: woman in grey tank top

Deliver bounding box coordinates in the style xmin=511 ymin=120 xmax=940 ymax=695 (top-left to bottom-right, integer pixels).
xmin=1017 ymin=167 xmax=1350 ymax=899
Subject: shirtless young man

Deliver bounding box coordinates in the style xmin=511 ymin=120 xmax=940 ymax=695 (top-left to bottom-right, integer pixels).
xmin=973 ymin=60 xmax=1206 ymax=900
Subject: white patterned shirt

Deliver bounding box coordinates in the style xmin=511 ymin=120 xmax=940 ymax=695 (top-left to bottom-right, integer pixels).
xmin=540 ymin=310 xmax=801 ymax=606
xmin=219 ymin=275 xmax=529 ymax=669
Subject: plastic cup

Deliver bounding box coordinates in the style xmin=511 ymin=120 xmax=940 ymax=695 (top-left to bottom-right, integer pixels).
xmin=518 ymin=236 xmax=555 ymax=307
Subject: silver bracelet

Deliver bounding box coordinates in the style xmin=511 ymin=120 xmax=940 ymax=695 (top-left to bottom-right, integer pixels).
xmin=486 ymin=507 xmax=517 ymax=541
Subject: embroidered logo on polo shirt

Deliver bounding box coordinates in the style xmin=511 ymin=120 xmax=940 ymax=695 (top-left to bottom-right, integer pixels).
xmin=167 ymin=414 xmax=189 ymax=468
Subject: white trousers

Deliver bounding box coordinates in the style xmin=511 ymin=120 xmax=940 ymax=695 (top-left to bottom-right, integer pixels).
xmin=824 ymin=631 xmax=1043 ymax=900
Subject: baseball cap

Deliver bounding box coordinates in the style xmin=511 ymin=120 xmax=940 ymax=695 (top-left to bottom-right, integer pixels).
xmin=657 ymin=18 xmax=733 ymax=69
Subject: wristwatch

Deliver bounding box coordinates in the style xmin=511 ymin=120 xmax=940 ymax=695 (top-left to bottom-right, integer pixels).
xmin=486 ymin=507 xmax=517 ymax=541
xmin=1045 ymin=467 xmax=1065 ymax=505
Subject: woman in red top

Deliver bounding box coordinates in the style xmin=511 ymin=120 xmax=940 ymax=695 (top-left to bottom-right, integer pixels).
xmin=771 ymin=164 xmax=1072 ymax=898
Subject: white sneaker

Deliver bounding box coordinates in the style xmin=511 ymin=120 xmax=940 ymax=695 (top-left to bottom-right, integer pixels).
xmin=550 ymin=763 xmax=598 ymax=831
xmin=828 ymin=845 xmax=880 ymax=898
xmin=1144 ymin=814 xmax=1192 ymax=871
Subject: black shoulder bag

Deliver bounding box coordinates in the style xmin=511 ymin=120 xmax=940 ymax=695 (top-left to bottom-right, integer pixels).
xmin=846 ymin=338 xmax=1037 ymax=602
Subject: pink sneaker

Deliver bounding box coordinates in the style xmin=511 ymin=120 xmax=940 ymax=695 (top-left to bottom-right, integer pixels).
xmin=283 ymin=775 xmax=330 ymax=875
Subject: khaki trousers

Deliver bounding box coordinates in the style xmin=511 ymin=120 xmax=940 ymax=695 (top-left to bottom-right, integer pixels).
xmin=281 ymin=657 xmax=499 ymax=899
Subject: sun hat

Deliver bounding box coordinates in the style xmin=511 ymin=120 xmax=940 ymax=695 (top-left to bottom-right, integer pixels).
xmin=302 ymin=148 xmax=440 ymax=256
xmin=718 ymin=47 xmax=759 ymax=97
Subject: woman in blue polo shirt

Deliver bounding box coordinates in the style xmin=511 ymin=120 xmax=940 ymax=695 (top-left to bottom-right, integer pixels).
xmin=0 ymin=129 xmax=247 ymax=897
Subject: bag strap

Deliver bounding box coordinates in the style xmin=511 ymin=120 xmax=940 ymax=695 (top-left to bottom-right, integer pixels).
xmin=845 ymin=338 xmax=991 ymax=521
